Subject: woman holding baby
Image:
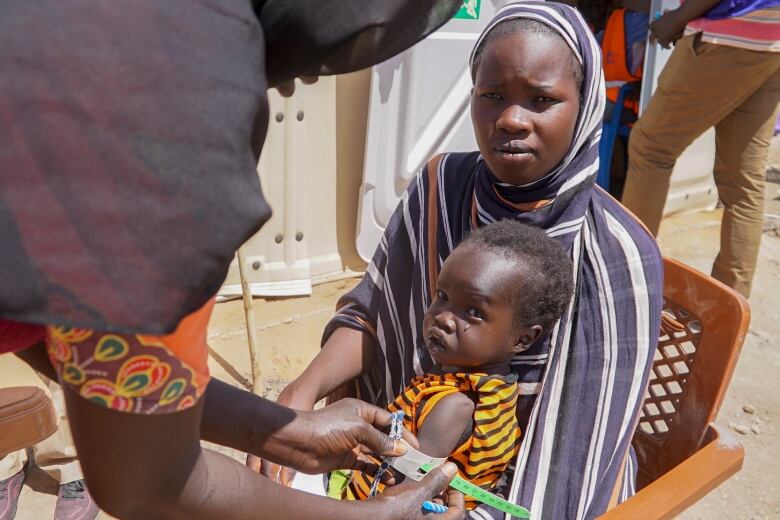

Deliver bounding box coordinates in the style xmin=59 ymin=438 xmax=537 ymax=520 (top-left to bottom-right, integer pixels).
xmin=267 ymin=3 xmax=663 ymax=519
xmin=0 ymin=1 xmax=662 ymax=519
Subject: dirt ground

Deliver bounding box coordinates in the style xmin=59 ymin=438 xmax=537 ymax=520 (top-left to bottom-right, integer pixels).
xmin=13 ymin=140 xmax=780 ymax=519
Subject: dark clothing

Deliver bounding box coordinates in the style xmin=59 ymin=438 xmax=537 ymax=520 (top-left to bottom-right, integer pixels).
xmin=0 ymin=0 xmax=460 ymax=335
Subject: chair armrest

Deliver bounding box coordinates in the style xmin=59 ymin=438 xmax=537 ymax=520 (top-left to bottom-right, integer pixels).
xmin=599 ymin=424 xmax=743 ymax=520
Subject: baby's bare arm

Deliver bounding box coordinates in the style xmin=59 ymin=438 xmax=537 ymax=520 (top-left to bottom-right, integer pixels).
xmin=416 ymin=392 xmax=476 ymax=459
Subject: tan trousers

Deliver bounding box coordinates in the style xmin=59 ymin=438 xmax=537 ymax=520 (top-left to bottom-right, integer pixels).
xmin=0 ymin=354 xmax=83 ymax=484
xmin=622 ymin=34 xmax=780 ymax=297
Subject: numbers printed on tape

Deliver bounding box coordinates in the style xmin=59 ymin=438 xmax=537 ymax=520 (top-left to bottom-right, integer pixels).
xmin=421 ymin=464 xmax=530 ymax=519
xmin=385 ymin=424 xmax=530 ymax=517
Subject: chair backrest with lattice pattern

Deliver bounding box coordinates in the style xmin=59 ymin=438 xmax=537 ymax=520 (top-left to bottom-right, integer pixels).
xmin=632 ymin=257 xmax=749 ymax=489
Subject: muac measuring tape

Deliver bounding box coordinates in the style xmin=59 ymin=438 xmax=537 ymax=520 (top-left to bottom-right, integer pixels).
xmin=383 ymin=411 xmax=531 ymax=519
xmin=420 ymin=463 xmax=530 ymax=519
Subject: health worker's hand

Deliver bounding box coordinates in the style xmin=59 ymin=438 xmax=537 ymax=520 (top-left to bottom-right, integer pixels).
xmin=374 ymin=462 xmax=466 ymax=520
xmin=250 ymin=384 xmax=314 ymax=485
xmin=251 ymin=398 xmax=417 ymax=479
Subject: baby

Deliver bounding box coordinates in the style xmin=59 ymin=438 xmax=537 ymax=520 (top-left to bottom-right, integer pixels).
xmin=347 ymin=219 xmax=574 ymax=509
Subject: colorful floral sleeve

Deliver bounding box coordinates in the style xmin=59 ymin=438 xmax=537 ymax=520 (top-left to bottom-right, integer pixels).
xmin=46 ymin=300 xmax=212 ymax=415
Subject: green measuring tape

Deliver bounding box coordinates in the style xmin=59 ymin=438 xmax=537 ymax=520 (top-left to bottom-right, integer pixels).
xmin=421 ymin=464 xmax=530 ymax=519
xmin=384 ymin=414 xmax=530 ymax=518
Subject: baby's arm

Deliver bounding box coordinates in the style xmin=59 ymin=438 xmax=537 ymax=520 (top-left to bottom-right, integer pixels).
xmin=416 ymin=392 xmax=476 ymax=459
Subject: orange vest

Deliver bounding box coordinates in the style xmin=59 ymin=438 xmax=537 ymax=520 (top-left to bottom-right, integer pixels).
xmin=602 ymin=8 xmax=642 ymax=114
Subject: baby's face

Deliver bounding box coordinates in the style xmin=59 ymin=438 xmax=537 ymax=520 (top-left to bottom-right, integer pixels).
xmin=423 ymin=245 xmax=523 ymax=370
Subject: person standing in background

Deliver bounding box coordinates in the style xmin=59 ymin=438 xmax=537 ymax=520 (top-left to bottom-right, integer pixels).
xmin=0 ymin=355 xmax=97 ymax=520
xmin=621 ymin=0 xmax=780 ymax=297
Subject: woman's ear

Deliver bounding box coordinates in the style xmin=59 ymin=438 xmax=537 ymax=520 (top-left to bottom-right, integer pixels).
xmin=512 ymin=325 xmax=543 ymax=353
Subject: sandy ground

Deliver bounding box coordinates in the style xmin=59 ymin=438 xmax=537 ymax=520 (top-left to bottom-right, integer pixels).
xmin=12 ymin=139 xmax=780 ymax=519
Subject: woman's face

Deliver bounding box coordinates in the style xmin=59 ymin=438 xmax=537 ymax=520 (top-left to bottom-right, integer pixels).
xmin=471 ymin=30 xmax=581 ymax=186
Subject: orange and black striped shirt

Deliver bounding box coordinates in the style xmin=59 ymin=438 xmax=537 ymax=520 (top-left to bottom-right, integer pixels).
xmin=348 ymin=371 xmax=521 ymax=509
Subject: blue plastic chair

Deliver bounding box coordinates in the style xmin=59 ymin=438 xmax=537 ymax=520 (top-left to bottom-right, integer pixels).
xmin=597 ymin=82 xmax=639 ymax=191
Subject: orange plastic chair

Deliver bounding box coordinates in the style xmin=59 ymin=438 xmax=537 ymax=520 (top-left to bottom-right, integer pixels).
xmin=0 ymin=386 xmax=57 ymax=459
xmin=601 ymin=257 xmax=749 ymax=518
xmin=327 ymin=256 xmax=750 ymax=518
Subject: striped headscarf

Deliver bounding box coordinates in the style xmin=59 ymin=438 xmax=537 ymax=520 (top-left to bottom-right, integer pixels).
xmin=324 ymin=2 xmax=663 ymax=518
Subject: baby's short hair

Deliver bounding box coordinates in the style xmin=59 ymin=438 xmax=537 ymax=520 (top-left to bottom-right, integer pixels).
xmin=460 ymin=219 xmax=574 ymax=333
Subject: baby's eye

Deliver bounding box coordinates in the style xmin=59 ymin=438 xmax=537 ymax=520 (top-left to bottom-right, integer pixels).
xmin=534 ymin=96 xmax=558 ymax=103
xmin=436 ymin=289 xmax=448 ymax=300
xmin=467 ymin=308 xmax=484 ymax=320
xmin=481 ymin=92 xmax=502 ymax=100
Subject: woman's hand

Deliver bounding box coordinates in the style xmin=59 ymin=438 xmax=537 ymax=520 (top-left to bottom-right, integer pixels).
xmin=649 ymin=10 xmax=687 ymax=49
